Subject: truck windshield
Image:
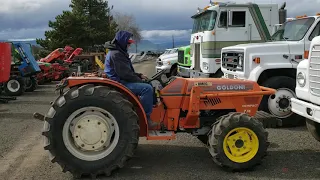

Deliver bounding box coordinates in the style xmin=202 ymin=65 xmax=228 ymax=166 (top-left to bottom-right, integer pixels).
xmin=170 ymin=49 xmax=178 ymax=53
xmin=192 ymin=10 xmax=217 ymax=33
xmin=271 ymin=17 xmax=315 ymax=41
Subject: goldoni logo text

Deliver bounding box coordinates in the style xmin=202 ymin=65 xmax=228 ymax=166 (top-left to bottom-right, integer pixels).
xmin=216 ymin=84 xmax=246 ymax=91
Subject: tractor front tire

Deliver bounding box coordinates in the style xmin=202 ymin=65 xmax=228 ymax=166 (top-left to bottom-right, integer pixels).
xmin=208 ymin=112 xmax=268 ymax=171
xmin=25 ymin=76 xmax=38 ymax=92
xmin=3 ymin=76 xmax=25 ymax=96
xmin=42 ymin=84 xmax=140 ymax=178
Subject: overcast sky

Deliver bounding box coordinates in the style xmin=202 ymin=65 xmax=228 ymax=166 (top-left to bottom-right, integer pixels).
xmin=1 ymin=0 xmax=320 ymax=43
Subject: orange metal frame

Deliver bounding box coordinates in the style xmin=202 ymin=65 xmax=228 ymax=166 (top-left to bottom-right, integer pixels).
xmin=39 ymin=48 xmax=65 ymax=63
xmin=64 ymin=76 xmax=276 ymax=139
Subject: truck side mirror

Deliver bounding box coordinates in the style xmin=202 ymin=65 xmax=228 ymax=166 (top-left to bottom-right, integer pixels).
xmin=271 ymin=24 xmax=282 ymax=35
xmin=228 ymin=10 xmax=233 ymax=26
xmin=272 ymin=26 xmax=277 ymax=35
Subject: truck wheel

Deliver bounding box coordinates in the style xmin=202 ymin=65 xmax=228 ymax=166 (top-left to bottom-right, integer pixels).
xmin=306 ymin=119 xmax=320 ymax=142
xmin=42 ymin=84 xmax=140 ymax=178
xmin=25 ymin=77 xmax=38 ymax=92
xmin=166 ymin=65 xmax=178 ymax=78
xmin=259 ymin=76 xmax=305 ymax=127
xmin=3 ymin=76 xmax=25 ymax=96
xmin=208 ymin=112 xmax=268 ymax=171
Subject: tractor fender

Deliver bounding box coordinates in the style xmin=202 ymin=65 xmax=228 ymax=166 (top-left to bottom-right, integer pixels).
xmin=66 ymin=77 xmax=148 ymax=136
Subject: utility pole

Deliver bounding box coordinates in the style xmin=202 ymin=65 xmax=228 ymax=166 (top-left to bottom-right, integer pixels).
xmin=172 ymin=35 xmax=175 ymax=48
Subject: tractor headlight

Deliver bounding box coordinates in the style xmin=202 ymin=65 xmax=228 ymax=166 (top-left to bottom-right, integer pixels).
xmin=203 ymin=62 xmax=209 ymax=70
xmin=297 ymin=72 xmax=306 ymax=87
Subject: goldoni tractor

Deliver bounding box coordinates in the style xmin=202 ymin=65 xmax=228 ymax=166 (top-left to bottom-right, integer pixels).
xmin=34 ymin=70 xmax=277 ymax=178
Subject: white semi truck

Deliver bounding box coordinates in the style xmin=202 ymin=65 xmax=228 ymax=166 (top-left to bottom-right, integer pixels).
xmin=291 ymin=35 xmax=320 ymax=141
xmin=177 ymin=1 xmax=284 ymax=78
xmin=221 ymin=13 xmax=320 ymax=127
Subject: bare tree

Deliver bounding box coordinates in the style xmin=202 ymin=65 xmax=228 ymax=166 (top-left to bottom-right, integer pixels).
xmin=113 ymin=12 xmax=142 ymax=52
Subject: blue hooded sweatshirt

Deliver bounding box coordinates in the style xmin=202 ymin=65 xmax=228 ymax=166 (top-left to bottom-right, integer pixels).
xmin=104 ymin=31 xmax=142 ymax=83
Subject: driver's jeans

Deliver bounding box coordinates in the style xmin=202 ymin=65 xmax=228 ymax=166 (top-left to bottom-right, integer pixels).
xmin=120 ymin=81 xmax=154 ymax=121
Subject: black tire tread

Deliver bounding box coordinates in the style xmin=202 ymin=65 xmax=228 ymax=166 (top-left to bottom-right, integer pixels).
xmin=208 ymin=112 xmax=269 ymax=171
xmin=25 ymin=77 xmax=38 ymax=92
xmin=3 ymin=75 xmax=25 ymax=96
xmin=42 ymin=84 xmax=139 ymax=178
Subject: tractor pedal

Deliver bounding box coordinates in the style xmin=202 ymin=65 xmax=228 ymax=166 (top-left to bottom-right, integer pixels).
xmin=147 ymin=130 xmax=176 ymax=140
xmin=160 ymin=123 xmax=167 ymax=133
xmin=33 ymin=112 xmax=45 ymax=121
xmin=254 ymin=111 xmax=282 ymax=128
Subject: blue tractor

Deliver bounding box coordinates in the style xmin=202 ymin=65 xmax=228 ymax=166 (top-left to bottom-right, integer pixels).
xmin=1 ymin=42 xmax=41 ymax=96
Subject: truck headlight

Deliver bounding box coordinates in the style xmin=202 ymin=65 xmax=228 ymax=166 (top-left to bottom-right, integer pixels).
xmin=164 ymin=61 xmax=170 ymax=65
xmin=203 ymin=62 xmax=209 ymax=70
xmin=238 ymin=55 xmax=243 ymax=67
xmin=297 ymin=72 xmax=306 ymax=87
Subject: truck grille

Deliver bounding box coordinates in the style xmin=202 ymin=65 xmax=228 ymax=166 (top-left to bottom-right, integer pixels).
xmin=194 ymin=44 xmax=200 ymax=70
xmin=178 ymin=50 xmax=185 ymax=64
xmin=221 ymin=52 xmax=244 ymax=72
xmin=309 ymin=45 xmax=320 ymax=96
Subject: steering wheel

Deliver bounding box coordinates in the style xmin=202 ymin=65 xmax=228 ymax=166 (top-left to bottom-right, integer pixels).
xmin=143 ymin=70 xmax=174 ymax=88
xmin=143 ymin=70 xmax=165 ymax=82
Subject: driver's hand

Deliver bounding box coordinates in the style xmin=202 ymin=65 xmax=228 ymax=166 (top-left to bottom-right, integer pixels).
xmin=141 ymin=74 xmax=148 ymax=80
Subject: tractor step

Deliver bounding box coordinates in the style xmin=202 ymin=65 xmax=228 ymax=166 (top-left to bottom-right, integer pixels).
xmin=147 ymin=130 xmax=176 ymax=140
xmin=254 ymin=110 xmax=282 ymax=128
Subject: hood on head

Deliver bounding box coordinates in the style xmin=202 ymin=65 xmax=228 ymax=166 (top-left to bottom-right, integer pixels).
xmin=115 ymin=30 xmax=133 ymax=51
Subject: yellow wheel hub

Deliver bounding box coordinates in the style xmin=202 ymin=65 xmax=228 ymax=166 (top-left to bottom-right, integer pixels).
xmin=223 ymin=127 xmax=259 ymax=163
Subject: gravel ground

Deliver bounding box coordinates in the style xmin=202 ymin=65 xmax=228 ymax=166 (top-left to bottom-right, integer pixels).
xmin=1 ymin=60 xmax=320 ymax=180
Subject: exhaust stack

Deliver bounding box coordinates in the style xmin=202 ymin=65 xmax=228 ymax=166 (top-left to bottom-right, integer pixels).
xmin=279 ymin=2 xmax=287 ymax=24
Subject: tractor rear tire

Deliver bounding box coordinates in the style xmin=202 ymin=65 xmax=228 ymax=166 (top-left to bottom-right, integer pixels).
xmin=25 ymin=76 xmax=38 ymax=92
xmin=42 ymin=84 xmax=140 ymax=178
xmin=3 ymin=75 xmax=25 ymax=96
xmin=208 ymin=112 xmax=268 ymax=171
xmin=306 ymin=119 xmax=320 ymax=142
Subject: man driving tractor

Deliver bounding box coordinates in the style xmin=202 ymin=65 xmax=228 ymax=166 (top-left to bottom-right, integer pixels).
xmin=104 ymin=30 xmax=159 ymax=127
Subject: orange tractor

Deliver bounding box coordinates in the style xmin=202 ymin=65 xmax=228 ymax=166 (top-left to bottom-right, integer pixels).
xmin=34 ymin=70 xmax=277 ymax=178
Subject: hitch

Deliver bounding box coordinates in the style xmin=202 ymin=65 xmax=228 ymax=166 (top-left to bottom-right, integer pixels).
xmin=33 ymin=112 xmax=45 ymax=121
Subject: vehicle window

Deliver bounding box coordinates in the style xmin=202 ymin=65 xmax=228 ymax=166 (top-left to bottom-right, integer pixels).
xmin=218 ymin=11 xmax=227 ymax=28
xmin=271 ymin=17 xmax=315 ymax=41
xmin=231 ymin=11 xmax=246 ymax=27
xmin=309 ymin=22 xmax=320 ymax=41
xmin=218 ymin=11 xmax=245 ymax=28
xmin=192 ymin=10 xmax=218 ymax=33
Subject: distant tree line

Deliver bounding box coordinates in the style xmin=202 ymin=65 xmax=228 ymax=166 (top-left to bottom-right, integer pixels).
xmin=35 ymin=0 xmax=142 ymax=58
